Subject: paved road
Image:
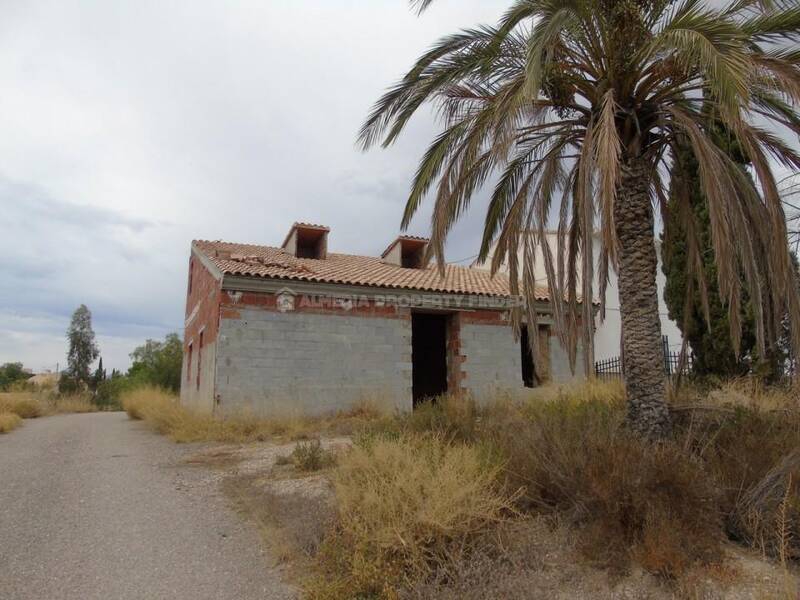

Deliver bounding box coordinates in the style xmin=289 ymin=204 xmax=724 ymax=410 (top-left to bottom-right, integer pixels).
xmin=0 ymin=412 xmax=295 ymax=600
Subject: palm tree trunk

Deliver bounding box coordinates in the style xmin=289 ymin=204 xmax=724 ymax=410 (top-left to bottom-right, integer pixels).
xmin=614 ymin=157 xmax=672 ymax=438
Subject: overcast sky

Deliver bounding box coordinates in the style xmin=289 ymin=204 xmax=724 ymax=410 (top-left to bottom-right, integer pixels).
xmin=0 ymin=0 xmax=510 ymax=373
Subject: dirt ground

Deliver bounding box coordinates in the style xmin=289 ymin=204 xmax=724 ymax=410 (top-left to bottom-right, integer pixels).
xmin=185 ymin=438 xmax=800 ymax=600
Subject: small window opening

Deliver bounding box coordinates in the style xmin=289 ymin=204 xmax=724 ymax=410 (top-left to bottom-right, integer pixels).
xmin=188 ymin=258 xmax=194 ymax=295
xmin=295 ymin=228 xmax=327 ymax=259
xmin=196 ymin=332 xmax=204 ymax=391
xmin=401 ymin=245 xmax=425 ymax=269
xmin=382 ymin=236 xmax=430 ymax=268
xmin=521 ymin=325 xmax=535 ymax=388
xmin=187 ymin=343 xmax=193 ymax=383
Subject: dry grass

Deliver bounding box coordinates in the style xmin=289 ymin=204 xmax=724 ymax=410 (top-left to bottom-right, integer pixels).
xmin=120 ymin=379 xmax=800 ymax=597
xmin=0 ymin=412 xmax=23 ymax=433
xmin=0 ymin=393 xmax=45 ymax=418
xmin=223 ymin=474 xmax=335 ymax=567
xmin=307 ymin=434 xmax=518 ymax=598
xmin=670 ymin=381 xmax=800 ymax=564
xmin=47 ymin=394 xmax=96 ymax=414
xmin=300 ymin=378 xmax=798 ymax=597
xmin=0 ymin=391 xmax=99 ymax=418
xmin=525 ymin=377 xmax=626 ymax=405
xmin=478 ymin=393 xmax=723 ymax=578
xmin=290 ymin=439 xmax=337 ymax=472
xmin=121 ymin=386 xmax=387 ymax=443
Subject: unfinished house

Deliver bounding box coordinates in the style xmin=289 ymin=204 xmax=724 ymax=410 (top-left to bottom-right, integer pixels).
xmin=181 ymin=222 xmax=576 ymax=416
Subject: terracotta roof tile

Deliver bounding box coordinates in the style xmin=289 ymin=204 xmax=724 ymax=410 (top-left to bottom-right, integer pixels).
xmin=194 ymin=239 xmax=550 ymax=300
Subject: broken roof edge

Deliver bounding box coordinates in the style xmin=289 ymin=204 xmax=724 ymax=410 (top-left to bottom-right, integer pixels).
xmin=189 ymin=242 xmax=225 ymax=282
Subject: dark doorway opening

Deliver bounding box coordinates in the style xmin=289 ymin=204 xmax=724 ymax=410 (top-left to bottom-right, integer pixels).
xmin=521 ymin=325 xmax=535 ymax=388
xmin=412 ymin=313 xmax=449 ymax=406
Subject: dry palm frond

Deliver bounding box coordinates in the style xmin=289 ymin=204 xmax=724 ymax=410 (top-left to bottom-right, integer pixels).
xmin=361 ymin=0 xmax=800 ymax=379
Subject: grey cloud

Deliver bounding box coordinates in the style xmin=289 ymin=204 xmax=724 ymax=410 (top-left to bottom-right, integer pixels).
xmin=0 ymin=0 xmax=507 ymax=372
xmin=1 ymin=177 xmax=154 ymax=232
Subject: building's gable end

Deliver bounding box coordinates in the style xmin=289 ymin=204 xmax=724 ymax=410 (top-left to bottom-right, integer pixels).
xmin=181 ymin=244 xmax=224 ymax=413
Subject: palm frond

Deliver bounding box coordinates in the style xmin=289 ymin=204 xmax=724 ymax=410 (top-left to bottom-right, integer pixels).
xmin=593 ymin=89 xmax=620 ymax=268
xmin=362 ymin=0 xmax=800 ymax=379
xmin=655 ymin=4 xmax=751 ymax=113
xmin=740 ymin=3 xmax=800 ymax=41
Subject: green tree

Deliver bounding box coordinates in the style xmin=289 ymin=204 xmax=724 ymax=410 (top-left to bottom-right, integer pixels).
xmin=66 ymin=304 xmax=99 ymax=386
xmin=90 ymin=357 xmax=107 ymax=391
xmin=662 ymin=132 xmax=756 ymax=377
xmin=663 ymin=120 xmax=792 ymax=381
xmin=360 ymin=0 xmax=800 ymax=437
xmin=127 ymin=333 xmax=183 ymax=392
xmin=0 ymin=362 xmax=32 ymax=391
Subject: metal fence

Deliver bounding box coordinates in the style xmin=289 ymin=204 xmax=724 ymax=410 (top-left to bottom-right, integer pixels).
xmin=595 ymin=336 xmax=692 ymax=379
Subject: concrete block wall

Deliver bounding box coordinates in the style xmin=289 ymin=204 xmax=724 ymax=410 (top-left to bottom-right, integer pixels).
xmin=460 ymin=322 xmax=525 ymax=401
xmin=548 ymin=335 xmax=586 ymax=383
xmin=214 ymin=307 xmax=413 ymax=416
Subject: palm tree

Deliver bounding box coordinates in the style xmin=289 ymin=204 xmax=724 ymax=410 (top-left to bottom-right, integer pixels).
xmin=360 ymin=0 xmax=800 ymax=438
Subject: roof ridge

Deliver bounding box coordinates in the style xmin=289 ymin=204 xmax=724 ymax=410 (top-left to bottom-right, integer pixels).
xmin=192 ymin=238 xmax=551 ymax=300
xmin=194 ymin=239 xmax=491 ymax=272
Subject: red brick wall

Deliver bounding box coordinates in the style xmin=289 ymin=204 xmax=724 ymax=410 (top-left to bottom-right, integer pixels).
xmin=218 ymin=290 xmax=412 ymax=321
xmin=184 ymin=254 xmax=222 ymax=351
xmin=446 ymin=313 xmax=466 ymax=394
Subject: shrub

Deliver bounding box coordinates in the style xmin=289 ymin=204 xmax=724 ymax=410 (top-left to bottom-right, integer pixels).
xmin=0 ymin=412 xmax=22 ymax=433
xmin=93 ymin=377 xmax=130 ymax=409
xmin=51 ymin=394 xmax=97 ymax=414
xmin=122 ymin=386 xmax=165 ymax=421
xmin=58 ymin=373 xmax=83 ymax=395
xmin=291 ymin=439 xmax=336 ymax=472
xmin=121 ymin=386 xmax=192 ymax=437
xmin=363 ymin=394 xmax=481 ymax=443
xmin=309 ymin=434 xmax=516 ymax=598
xmin=482 ymin=394 xmax=722 ymax=577
xmin=0 ymin=362 xmax=32 ymax=391
xmin=671 ymin=391 xmax=800 ymax=562
xmin=728 ymin=449 xmax=800 ymax=562
xmin=0 ymin=393 xmax=44 ymax=418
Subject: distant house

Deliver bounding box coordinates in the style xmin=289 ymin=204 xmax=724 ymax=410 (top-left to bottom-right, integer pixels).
xmin=181 ymin=223 xmax=581 ymax=416
xmin=475 ymin=231 xmax=682 ymax=364
xmin=28 ymin=372 xmax=58 ymax=388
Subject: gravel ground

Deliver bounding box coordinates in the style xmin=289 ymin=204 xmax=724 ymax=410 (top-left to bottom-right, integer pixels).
xmin=0 ymin=412 xmax=296 ymax=600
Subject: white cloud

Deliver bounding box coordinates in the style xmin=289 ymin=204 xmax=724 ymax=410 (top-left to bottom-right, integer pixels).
xmin=0 ymin=0 xmax=506 ymax=371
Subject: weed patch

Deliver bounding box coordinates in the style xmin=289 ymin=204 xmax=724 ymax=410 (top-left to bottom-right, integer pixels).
xmin=119 ymin=379 xmax=800 ymax=597
xmin=482 ymin=399 xmax=722 ymax=577
xmin=0 ymin=412 xmax=23 ymax=433
xmin=0 ymin=392 xmax=98 ymax=417
xmin=121 ymin=386 xmax=387 ymax=443
xmin=308 ymin=434 xmax=517 ymax=598
xmin=223 ymin=474 xmax=335 ymax=566
xmin=0 ymin=394 xmax=44 ymax=418
xmin=291 ymin=439 xmax=337 ymax=472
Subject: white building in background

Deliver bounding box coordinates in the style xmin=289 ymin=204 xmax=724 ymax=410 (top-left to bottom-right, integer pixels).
xmin=475 ymin=232 xmax=683 ymax=363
